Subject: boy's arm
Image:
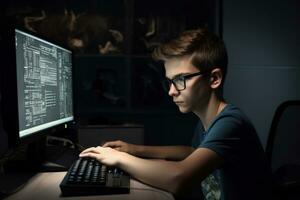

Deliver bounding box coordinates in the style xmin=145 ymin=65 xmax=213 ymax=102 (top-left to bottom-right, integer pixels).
xmin=103 ymin=140 xmax=194 ymax=160
xmin=80 ymin=146 xmax=223 ymax=195
xmin=135 ymin=145 xmax=195 ymax=160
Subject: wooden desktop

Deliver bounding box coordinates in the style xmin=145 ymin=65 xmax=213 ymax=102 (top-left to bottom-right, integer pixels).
xmin=4 ymin=172 xmax=174 ymax=200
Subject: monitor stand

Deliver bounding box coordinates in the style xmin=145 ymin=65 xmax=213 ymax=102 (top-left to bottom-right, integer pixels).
xmin=3 ymin=136 xmax=80 ymax=173
xmin=41 ymin=139 xmax=80 ymax=172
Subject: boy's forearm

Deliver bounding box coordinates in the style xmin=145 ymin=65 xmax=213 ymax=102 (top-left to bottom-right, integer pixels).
xmin=117 ymin=152 xmax=183 ymax=194
xmin=133 ymin=145 xmax=194 ymax=160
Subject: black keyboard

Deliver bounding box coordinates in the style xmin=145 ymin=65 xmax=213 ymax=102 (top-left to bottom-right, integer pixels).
xmin=59 ymin=157 xmax=130 ymax=196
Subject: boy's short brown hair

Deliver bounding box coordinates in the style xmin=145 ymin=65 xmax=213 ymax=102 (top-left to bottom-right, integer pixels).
xmin=152 ymin=28 xmax=228 ymax=81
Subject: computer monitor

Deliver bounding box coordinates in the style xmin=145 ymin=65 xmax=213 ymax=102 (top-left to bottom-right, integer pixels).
xmin=1 ymin=27 xmax=75 ymax=148
xmin=15 ymin=29 xmax=74 ymax=139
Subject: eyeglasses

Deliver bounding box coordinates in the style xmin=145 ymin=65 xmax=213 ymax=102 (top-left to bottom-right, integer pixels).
xmin=162 ymin=71 xmax=210 ymax=91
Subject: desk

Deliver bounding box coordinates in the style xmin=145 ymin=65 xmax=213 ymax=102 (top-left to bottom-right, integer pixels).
xmin=4 ymin=172 xmax=174 ymax=200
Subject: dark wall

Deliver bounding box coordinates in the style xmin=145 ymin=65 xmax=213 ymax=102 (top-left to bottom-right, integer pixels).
xmin=1 ymin=0 xmax=205 ymax=147
xmin=223 ymin=0 xmax=300 ymax=148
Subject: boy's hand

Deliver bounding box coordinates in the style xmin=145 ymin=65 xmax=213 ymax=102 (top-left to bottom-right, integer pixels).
xmin=102 ymin=140 xmax=136 ymax=155
xmin=79 ymin=146 xmax=124 ymax=167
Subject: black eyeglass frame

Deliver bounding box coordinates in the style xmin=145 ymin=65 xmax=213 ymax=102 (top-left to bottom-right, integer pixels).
xmin=162 ymin=70 xmax=211 ymax=92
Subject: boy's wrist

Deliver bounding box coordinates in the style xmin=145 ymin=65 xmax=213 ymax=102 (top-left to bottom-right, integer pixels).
xmin=131 ymin=144 xmax=143 ymax=156
xmin=116 ymin=151 xmax=130 ymax=168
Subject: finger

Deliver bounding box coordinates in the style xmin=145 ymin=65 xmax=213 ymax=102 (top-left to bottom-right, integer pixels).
xmin=102 ymin=141 xmax=119 ymax=148
xmin=79 ymin=149 xmax=101 ymax=158
xmin=79 ymin=152 xmax=101 ymax=160
xmin=80 ymin=147 xmax=96 ymax=154
xmin=115 ymin=147 xmax=121 ymax=151
xmin=80 ymin=146 xmax=101 ymax=155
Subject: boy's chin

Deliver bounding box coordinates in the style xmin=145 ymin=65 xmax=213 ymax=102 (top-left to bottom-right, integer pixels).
xmin=178 ymin=106 xmax=190 ymax=114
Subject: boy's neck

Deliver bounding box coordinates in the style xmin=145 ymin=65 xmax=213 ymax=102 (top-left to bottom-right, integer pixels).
xmin=194 ymin=94 xmax=227 ymax=131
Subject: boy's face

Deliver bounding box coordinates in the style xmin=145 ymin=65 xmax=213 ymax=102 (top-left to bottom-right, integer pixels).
xmin=164 ymin=57 xmax=211 ymax=113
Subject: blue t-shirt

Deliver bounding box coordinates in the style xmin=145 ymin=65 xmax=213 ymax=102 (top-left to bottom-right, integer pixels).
xmin=192 ymin=104 xmax=272 ymax=200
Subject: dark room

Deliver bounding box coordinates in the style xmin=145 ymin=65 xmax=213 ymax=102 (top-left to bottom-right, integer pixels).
xmin=1 ymin=0 xmax=300 ymax=200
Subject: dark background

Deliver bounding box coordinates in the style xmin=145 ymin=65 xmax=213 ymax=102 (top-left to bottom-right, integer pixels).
xmin=1 ymin=0 xmax=300 ymax=157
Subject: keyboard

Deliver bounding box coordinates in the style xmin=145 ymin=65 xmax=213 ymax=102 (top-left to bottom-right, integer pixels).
xmin=59 ymin=157 xmax=130 ymax=196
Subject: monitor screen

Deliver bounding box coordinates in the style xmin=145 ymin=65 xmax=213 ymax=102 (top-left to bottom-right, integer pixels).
xmin=15 ymin=29 xmax=74 ymax=139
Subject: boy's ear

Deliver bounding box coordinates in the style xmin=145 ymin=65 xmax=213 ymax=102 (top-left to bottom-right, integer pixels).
xmin=210 ymin=68 xmax=223 ymax=89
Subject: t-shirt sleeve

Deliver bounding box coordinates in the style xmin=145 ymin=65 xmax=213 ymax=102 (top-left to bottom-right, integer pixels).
xmin=199 ymin=115 xmax=245 ymax=163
